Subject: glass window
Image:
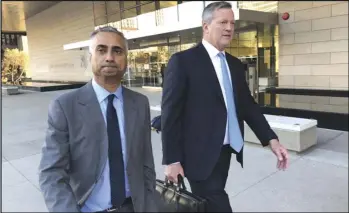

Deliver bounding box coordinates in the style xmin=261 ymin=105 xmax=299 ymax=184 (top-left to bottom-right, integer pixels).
xmin=95 ymin=16 xmax=108 ymax=26
xmin=123 ymin=1 xmax=137 ymax=10
xmin=93 ymin=1 xmax=108 ymax=25
xmin=2 ymin=34 xmax=5 ymax=45
xmin=140 ymin=1 xmax=155 ymax=14
xmin=159 ymin=1 xmax=177 ymax=9
xmin=238 ymin=1 xmax=278 ymax=13
xmin=108 ymin=13 xmax=122 ymax=23
xmin=122 ymin=8 xmax=137 ymax=19
xmin=106 ymin=1 xmax=121 ymax=16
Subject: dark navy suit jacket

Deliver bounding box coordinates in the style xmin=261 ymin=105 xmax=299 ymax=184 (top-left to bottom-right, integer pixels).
xmin=161 ymin=42 xmax=278 ymax=181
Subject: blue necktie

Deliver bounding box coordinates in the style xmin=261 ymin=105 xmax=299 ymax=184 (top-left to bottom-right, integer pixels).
xmin=218 ymin=52 xmax=243 ymax=153
xmin=107 ymin=94 xmax=126 ymax=207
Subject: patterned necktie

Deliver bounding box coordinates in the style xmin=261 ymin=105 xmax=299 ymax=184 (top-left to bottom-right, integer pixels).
xmin=106 ymin=94 xmax=126 ymax=207
xmin=218 ymin=52 xmax=243 ymax=153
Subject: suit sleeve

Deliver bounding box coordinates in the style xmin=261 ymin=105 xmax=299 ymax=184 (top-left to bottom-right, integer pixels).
xmin=238 ymin=62 xmax=278 ymax=146
xmin=161 ymin=54 xmax=186 ymax=165
xmin=38 ymin=99 xmax=80 ymax=212
xmin=143 ymin=96 xmax=158 ymax=212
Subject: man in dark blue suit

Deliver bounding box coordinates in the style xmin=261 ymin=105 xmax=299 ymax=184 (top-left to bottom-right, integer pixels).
xmin=161 ymin=1 xmax=289 ymax=212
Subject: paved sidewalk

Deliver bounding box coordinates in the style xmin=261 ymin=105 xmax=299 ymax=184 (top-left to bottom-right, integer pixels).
xmin=2 ymin=88 xmax=348 ymax=212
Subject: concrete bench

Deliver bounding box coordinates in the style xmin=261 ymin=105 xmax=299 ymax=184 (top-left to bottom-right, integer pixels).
xmin=2 ymin=86 xmax=19 ymax=95
xmin=150 ymin=105 xmax=161 ymax=111
xmin=244 ymin=115 xmax=317 ymax=152
xmin=150 ymin=106 xmax=318 ymax=152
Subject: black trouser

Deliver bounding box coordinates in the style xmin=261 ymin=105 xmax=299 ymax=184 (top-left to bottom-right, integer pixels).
xmin=188 ymin=145 xmax=234 ymax=212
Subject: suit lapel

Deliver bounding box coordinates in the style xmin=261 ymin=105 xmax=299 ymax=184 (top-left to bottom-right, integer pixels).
xmin=196 ymin=43 xmax=240 ymax=113
xmin=196 ymin=43 xmax=225 ymax=105
xmin=122 ymin=87 xmax=138 ymax=165
xmin=77 ymin=81 xmax=108 ymax=181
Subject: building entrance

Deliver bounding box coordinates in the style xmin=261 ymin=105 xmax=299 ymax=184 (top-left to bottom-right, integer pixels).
xmin=124 ymin=27 xmax=202 ymax=87
xmin=230 ymin=23 xmax=278 ymax=101
xmin=124 ymin=23 xmax=278 ymax=94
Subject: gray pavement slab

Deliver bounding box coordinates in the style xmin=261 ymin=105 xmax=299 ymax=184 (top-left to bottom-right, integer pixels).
xmin=2 ymin=88 xmax=348 ymax=212
xmin=2 ymin=162 xmax=28 ymax=187
xmin=318 ymin=131 xmax=348 ymax=154
xmin=3 ymin=126 xmax=45 ymax=144
xmin=226 ymin=143 xmax=301 ymax=197
xmin=2 ymin=181 xmax=47 ymax=212
xmin=9 ymin=153 xmax=41 ymax=189
xmin=301 ymin=148 xmax=348 ymax=168
xmin=316 ymin=128 xmax=344 ymax=146
xmin=2 ymin=139 xmax=43 ymax=161
xmin=230 ymin=158 xmax=348 ymax=212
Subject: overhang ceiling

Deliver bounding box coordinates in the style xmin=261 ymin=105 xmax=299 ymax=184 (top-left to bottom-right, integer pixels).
xmin=2 ymin=1 xmax=60 ymax=32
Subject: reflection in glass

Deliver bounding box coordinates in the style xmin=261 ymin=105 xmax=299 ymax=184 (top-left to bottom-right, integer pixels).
xmin=225 ymin=31 xmax=257 ymax=58
xmin=238 ymin=1 xmax=278 ymax=13
xmin=257 ymin=24 xmax=277 ymax=88
xmin=94 ymin=16 xmax=108 ymax=26
xmin=122 ymin=8 xmax=137 ymax=19
xmin=123 ymin=1 xmax=137 ymax=9
xmin=160 ymin=1 xmax=178 ymax=9
xmin=260 ymin=92 xmax=349 ymax=114
xmin=93 ymin=1 xmax=108 ymax=25
xmin=140 ymin=1 xmax=155 ymax=14
xmin=125 ymin=28 xmax=201 ymax=87
xmin=106 ymin=1 xmax=120 ymax=16
xmin=108 ymin=13 xmax=122 ymax=23
xmin=128 ymin=45 xmax=169 ymax=87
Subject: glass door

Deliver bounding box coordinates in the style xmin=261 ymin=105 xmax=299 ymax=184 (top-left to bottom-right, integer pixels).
xmin=256 ymin=23 xmax=278 ymax=91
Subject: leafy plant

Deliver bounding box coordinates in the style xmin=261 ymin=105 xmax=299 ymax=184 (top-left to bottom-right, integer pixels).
xmin=1 ymin=48 xmax=29 ymax=85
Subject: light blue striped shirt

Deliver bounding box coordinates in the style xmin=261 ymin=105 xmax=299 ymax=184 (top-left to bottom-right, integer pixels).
xmin=81 ymin=78 xmax=131 ymax=212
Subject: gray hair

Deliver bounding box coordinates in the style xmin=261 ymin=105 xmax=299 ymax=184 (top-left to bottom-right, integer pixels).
xmin=202 ymin=1 xmax=232 ymax=24
xmin=89 ymin=26 xmax=128 ymax=54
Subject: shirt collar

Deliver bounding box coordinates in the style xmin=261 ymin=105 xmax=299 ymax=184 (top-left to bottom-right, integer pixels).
xmin=202 ymin=39 xmax=225 ymax=59
xmin=92 ymin=78 xmax=123 ymax=104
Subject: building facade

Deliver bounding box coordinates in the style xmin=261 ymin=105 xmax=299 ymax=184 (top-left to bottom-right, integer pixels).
xmin=278 ymin=1 xmax=348 ymax=90
xmin=22 ymin=1 xmax=347 ymax=92
xmin=1 ymin=2 xmax=28 ymax=52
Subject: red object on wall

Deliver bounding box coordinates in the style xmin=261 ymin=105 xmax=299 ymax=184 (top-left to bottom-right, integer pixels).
xmin=282 ymin=12 xmax=290 ymax=20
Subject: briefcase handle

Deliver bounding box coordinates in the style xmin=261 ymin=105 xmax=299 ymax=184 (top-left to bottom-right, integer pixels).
xmin=165 ymin=174 xmax=187 ymax=191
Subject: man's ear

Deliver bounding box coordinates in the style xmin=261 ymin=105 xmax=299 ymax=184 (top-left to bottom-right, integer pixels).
xmin=202 ymin=22 xmax=209 ymax=32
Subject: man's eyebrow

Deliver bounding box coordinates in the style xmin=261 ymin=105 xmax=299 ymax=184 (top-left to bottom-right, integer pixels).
xmin=96 ymin=44 xmax=107 ymax=49
xmin=112 ymin=46 xmax=124 ymax=50
xmin=95 ymin=44 xmax=124 ymax=50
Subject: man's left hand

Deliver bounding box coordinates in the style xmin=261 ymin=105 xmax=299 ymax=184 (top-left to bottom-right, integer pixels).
xmin=269 ymin=139 xmax=289 ymax=170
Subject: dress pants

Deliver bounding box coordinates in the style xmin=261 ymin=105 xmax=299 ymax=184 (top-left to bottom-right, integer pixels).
xmin=188 ymin=145 xmax=234 ymax=212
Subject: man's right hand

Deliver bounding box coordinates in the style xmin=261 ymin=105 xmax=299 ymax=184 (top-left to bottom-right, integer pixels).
xmin=164 ymin=163 xmax=185 ymax=183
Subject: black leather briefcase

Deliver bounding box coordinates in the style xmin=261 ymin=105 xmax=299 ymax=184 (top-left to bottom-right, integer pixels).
xmin=155 ymin=175 xmax=207 ymax=212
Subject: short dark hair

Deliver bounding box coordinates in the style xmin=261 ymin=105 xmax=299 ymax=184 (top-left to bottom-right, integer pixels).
xmin=89 ymin=26 xmax=128 ymax=53
xmin=202 ymin=1 xmax=232 ymax=23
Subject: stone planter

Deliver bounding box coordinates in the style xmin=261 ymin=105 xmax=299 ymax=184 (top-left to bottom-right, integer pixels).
xmin=2 ymin=86 xmax=19 ymax=95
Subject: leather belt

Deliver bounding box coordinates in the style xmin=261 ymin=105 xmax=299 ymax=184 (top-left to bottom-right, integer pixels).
xmin=96 ymin=197 xmax=132 ymax=212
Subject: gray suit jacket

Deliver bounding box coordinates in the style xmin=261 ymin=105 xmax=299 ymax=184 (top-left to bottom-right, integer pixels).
xmin=38 ymin=81 xmax=157 ymax=212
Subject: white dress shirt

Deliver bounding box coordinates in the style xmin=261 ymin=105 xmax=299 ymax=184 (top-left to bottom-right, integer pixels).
xmin=202 ymin=39 xmax=232 ymax=145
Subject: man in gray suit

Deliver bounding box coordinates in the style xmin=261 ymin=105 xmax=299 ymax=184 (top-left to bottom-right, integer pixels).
xmin=39 ymin=26 xmax=157 ymax=212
